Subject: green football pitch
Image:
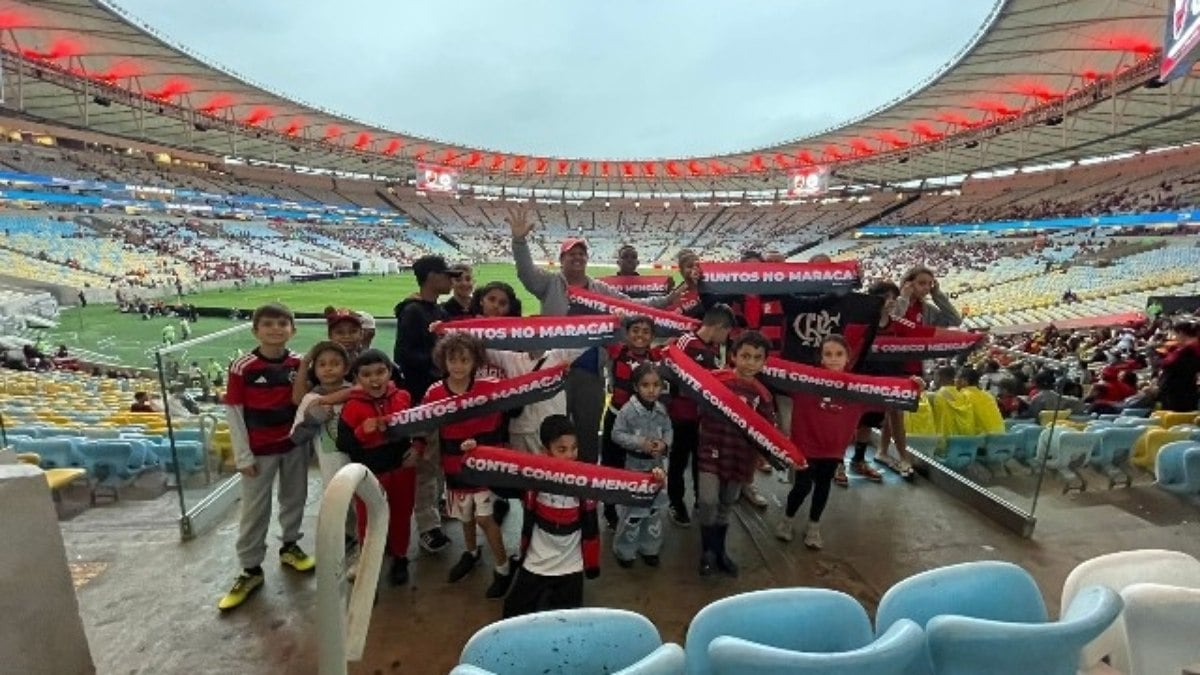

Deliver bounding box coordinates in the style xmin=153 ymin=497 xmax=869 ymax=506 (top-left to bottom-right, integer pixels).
xmin=50 ymin=262 xmax=638 ymax=368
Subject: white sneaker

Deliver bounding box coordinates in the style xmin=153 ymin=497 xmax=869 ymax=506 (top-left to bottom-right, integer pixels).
xmin=898 ymin=460 xmax=914 ymax=478
xmin=774 ymin=520 xmax=794 ymax=542
xmin=803 ymin=523 xmax=823 ymax=550
xmin=742 ymin=484 xmax=768 ymax=508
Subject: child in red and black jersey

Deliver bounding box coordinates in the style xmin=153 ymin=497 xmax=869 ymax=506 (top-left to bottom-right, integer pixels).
xmin=218 ymin=303 xmax=312 ymax=612
xmin=423 ymin=333 xmax=514 ymax=598
xmin=696 ymin=331 xmax=774 ymax=578
xmin=600 ymin=315 xmax=662 ymax=528
xmin=502 ymin=415 xmax=600 ymax=618
xmin=337 ymin=349 xmax=418 ymax=586
xmin=666 ymin=304 xmax=734 ymax=527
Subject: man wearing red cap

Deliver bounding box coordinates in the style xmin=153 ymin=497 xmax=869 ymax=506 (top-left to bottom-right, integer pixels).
xmin=507 ymin=206 xmax=694 ymax=464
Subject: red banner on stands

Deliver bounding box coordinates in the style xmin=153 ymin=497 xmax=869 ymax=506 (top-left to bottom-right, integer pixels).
xmin=568 ymin=286 xmax=700 ymax=337
xmin=697 ymin=260 xmax=861 ymax=297
xmin=435 ymin=315 xmax=620 ymax=351
xmin=761 ymin=356 xmax=921 ymax=411
xmin=661 ymin=345 xmax=807 ymax=470
xmin=457 ymin=445 xmax=664 ymax=507
xmin=867 ymin=331 xmax=985 ymax=362
xmin=384 ymin=366 xmax=569 ymax=437
xmin=595 ymin=275 xmax=672 ymax=297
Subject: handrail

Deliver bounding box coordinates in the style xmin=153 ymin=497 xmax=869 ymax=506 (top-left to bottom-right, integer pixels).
xmin=317 ymin=464 xmax=388 ymax=675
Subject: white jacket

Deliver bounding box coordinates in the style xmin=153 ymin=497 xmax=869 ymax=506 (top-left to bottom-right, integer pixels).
xmin=486 ymin=348 xmax=584 ymax=435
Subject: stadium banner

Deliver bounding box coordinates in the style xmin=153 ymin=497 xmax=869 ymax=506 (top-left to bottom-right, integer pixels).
xmin=595 ymin=275 xmax=673 ymax=297
xmin=661 ymin=345 xmax=807 ymax=470
xmin=434 ymin=315 xmax=621 ymax=350
xmin=787 ymin=165 xmax=831 ymax=197
xmin=697 ymin=261 xmax=861 ymax=297
xmin=416 ymin=164 xmax=460 ymax=193
xmin=457 ymin=445 xmax=663 ymax=507
xmin=384 ymin=365 xmax=569 ymax=437
xmin=1162 ymin=0 xmax=1200 ymax=82
xmin=866 ymin=331 xmax=986 ymax=362
xmin=567 ymin=287 xmax=700 ymax=337
xmin=760 ymin=356 xmax=921 ymax=411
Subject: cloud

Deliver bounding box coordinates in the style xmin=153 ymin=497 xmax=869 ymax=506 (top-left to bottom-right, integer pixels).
xmin=117 ymin=0 xmax=999 ymax=158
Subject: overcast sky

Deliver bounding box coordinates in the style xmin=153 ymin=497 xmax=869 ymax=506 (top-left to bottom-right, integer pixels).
xmin=116 ymin=0 xmax=998 ymax=159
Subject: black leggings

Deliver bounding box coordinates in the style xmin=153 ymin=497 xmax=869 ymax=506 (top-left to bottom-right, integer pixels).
xmin=786 ymin=459 xmax=842 ymax=522
xmin=667 ymin=419 xmax=700 ymax=508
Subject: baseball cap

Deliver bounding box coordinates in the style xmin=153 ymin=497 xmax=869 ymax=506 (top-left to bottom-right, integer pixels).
xmin=356 ymin=311 xmax=376 ymax=330
xmin=559 ymin=238 xmax=589 ymax=255
xmin=412 ymin=255 xmax=464 ymax=283
xmin=326 ymin=309 xmax=363 ymax=330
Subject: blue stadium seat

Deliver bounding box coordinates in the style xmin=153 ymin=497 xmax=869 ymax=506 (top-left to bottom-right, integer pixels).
xmin=686 ymin=588 xmax=874 ymax=675
xmin=1122 ymin=407 xmax=1153 ymax=418
xmin=982 ymin=433 xmax=1020 ymax=471
xmin=455 ymin=608 xmax=672 ymax=675
xmin=707 ymin=619 xmax=924 ymax=675
xmin=1010 ymin=423 xmax=1042 ymax=463
xmin=79 ymin=440 xmax=148 ymax=484
xmin=925 ymin=586 xmax=1122 ymax=675
xmin=15 ymin=437 xmax=87 ymax=471
xmin=8 ymin=426 xmax=43 ymax=438
xmin=941 ymin=436 xmax=983 ymax=471
xmin=1155 ymin=441 xmax=1200 ymax=495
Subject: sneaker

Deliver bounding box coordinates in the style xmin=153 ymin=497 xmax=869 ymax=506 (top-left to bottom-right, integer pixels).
xmin=898 ymin=460 xmax=914 ymax=478
xmin=803 ymin=524 xmax=823 ymax=550
xmin=669 ymin=503 xmax=691 ymax=527
xmin=834 ymin=463 xmax=849 ymax=488
xmin=217 ymin=571 xmax=264 ymax=611
xmin=741 ymin=484 xmax=768 ymax=508
xmin=280 ymin=542 xmax=316 ymax=572
xmin=492 ymin=498 xmax=510 ymax=527
xmin=485 ymin=566 xmax=514 ymax=599
xmin=448 ymin=550 xmax=480 ymax=583
xmin=616 ymin=557 xmax=635 ymax=569
xmin=641 ymin=554 xmax=660 ymax=567
xmin=850 ymin=461 xmax=883 ymax=483
xmin=419 ymin=527 xmax=451 ymax=553
xmin=390 ymin=556 xmax=410 ymax=586
xmin=774 ymin=520 xmax=794 ymax=542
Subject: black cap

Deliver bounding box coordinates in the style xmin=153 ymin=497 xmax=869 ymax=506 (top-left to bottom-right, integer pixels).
xmin=412 ymin=255 xmax=463 ymax=284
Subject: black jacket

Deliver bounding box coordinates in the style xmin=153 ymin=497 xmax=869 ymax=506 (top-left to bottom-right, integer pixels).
xmin=393 ymin=296 xmax=447 ymax=403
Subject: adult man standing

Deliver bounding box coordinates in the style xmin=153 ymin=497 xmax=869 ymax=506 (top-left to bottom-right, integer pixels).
xmin=441 ymin=263 xmax=475 ymax=319
xmin=393 ymin=254 xmax=463 ymax=554
xmin=507 ymin=206 xmax=691 ymax=464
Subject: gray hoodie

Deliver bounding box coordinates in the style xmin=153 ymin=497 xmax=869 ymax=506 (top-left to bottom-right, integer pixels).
xmin=512 ymin=237 xmax=673 ymax=316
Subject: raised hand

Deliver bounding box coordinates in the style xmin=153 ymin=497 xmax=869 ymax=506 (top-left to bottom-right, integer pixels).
xmin=506 ymin=204 xmax=534 ymax=240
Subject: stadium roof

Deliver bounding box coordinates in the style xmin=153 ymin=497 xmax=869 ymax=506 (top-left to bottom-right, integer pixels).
xmin=0 ymin=0 xmax=1197 ymax=194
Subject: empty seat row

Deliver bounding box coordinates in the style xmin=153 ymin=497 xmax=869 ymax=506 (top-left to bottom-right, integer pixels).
xmin=450 ymin=551 xmax=1200 ymax=675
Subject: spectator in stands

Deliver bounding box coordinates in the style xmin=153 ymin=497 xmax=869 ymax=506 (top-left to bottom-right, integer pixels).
xmin=1152 ymin=320 xmax=1200 ymax=412
xmin=894 ymin=266 xmax=962 ymax=328
xmin=469 ymin=281 xmax=523 ymax=319
xmin=507 ymin=205 xmax=691 ymax=465
xmin=1020 ymin=370 xmax=1085 ymax=419
xmin=954 ymin=367 xmax=1006 ymax=435
xmin=130 ymin=391 xmax=155 ymax=413
xmin=393 ymin=255 xmax=459 ymax=556
xmin=442 ymin=263 xmax=474 ymax=319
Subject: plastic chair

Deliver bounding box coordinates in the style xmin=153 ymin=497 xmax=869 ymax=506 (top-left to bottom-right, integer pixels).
xmin=925 ymin=585 xmax=1122 ymax=675
xmin=941 ymin=435 xmax=983 ymax=471
xmin=1039 ymin=409 xmax=1072 ymax=426
xmin=1115 ymin=417 xmax=1160 ymax=428
xmin=455 ymin=608 xmax=668 ymax=675
xmin=1122 ymin=407 xmax=1153 ymax=418
xmin=15 ymin=437 xmax=86 ymax=471
xmin=79 ymin=440 xmax=147 ymax=484
xmin=1121 ymin=583 xmax=1200 ymax=675
xmin=707 ymin=619 xmax=924 ymax=675
xmin=686 ymin=588 xmax=874 ymax=675
xmin=876 ymin=561 xmax=1048 ymax=634
xmin=1061 ymin=549 xmax=1200 ymax=674
xmin=1132 ymin=428 xmax=1193 ymax=471
xmin=1012 ymin=424 xmax=1043 ymax=463
xmin=982 ymin=433 xmax=1020 ymax=472
xmin=450 ymin=643 xmax=684 ymax=675
xmin=1151 ymin=410 xmax=1199 ymax=429
xmin=1155 ymin=441 xmax=1200 ymax=495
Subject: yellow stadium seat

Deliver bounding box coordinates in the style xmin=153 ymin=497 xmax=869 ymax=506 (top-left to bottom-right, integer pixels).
xmin=1151 ymin=411 xmax=1200 ymax=429
xmin=1132 ymin=428 xmax=1194 ymax=471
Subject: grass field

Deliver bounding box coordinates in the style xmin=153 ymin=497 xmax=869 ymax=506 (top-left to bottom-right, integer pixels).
xmin=50 ymin=262 xmax=632 ymax=369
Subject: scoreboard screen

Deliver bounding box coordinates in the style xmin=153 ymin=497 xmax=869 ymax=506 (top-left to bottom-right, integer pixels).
xmin=787 ymin=166 xmax=831 ymax=197
xmin=1162 ymin=0 xmax=1200 ymax=82
xmin=416 ymin=164 xmax=460 ymax=193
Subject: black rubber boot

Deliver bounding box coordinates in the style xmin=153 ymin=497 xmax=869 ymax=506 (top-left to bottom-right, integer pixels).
xmin=699 ymin=526 xmax=717 ymax=576
xmin=714 ymin=524 xmax=739 ymax=578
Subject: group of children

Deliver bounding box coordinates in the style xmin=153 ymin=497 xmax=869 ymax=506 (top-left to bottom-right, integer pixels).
xmin=217 ymin=269 xmax=936 ymax=616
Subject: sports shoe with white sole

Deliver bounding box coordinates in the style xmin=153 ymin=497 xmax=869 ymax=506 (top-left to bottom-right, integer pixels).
xmin=774 ymin=520 xmax=794 ymax=542
xmin=803 ymin=524 xmax=823 ymax=550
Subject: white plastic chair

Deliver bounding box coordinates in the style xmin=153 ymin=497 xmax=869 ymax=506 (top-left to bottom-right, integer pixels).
xmin=1061 ymin=549 xmax=1200 ymax=675
xmin=1121 ymin=583 xmax=1200 ymax=675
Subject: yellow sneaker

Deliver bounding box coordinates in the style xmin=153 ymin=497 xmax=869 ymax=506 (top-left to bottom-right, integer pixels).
xmin=217 ymin=571 xmax=263 ymax=611
xmin=280 ymin=542 xmax=316 ymax=572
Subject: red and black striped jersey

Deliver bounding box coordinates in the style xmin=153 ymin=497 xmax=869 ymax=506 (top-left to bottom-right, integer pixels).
xmin=226 ymin=349 xmax=301 ymax=456
xmin=423 ymin=378 xmax=507 ymax=489
xmin=667 ymin=332 xmax=724 ymax=421
xmin=605 ymin=344 xmax=662 ymax=412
